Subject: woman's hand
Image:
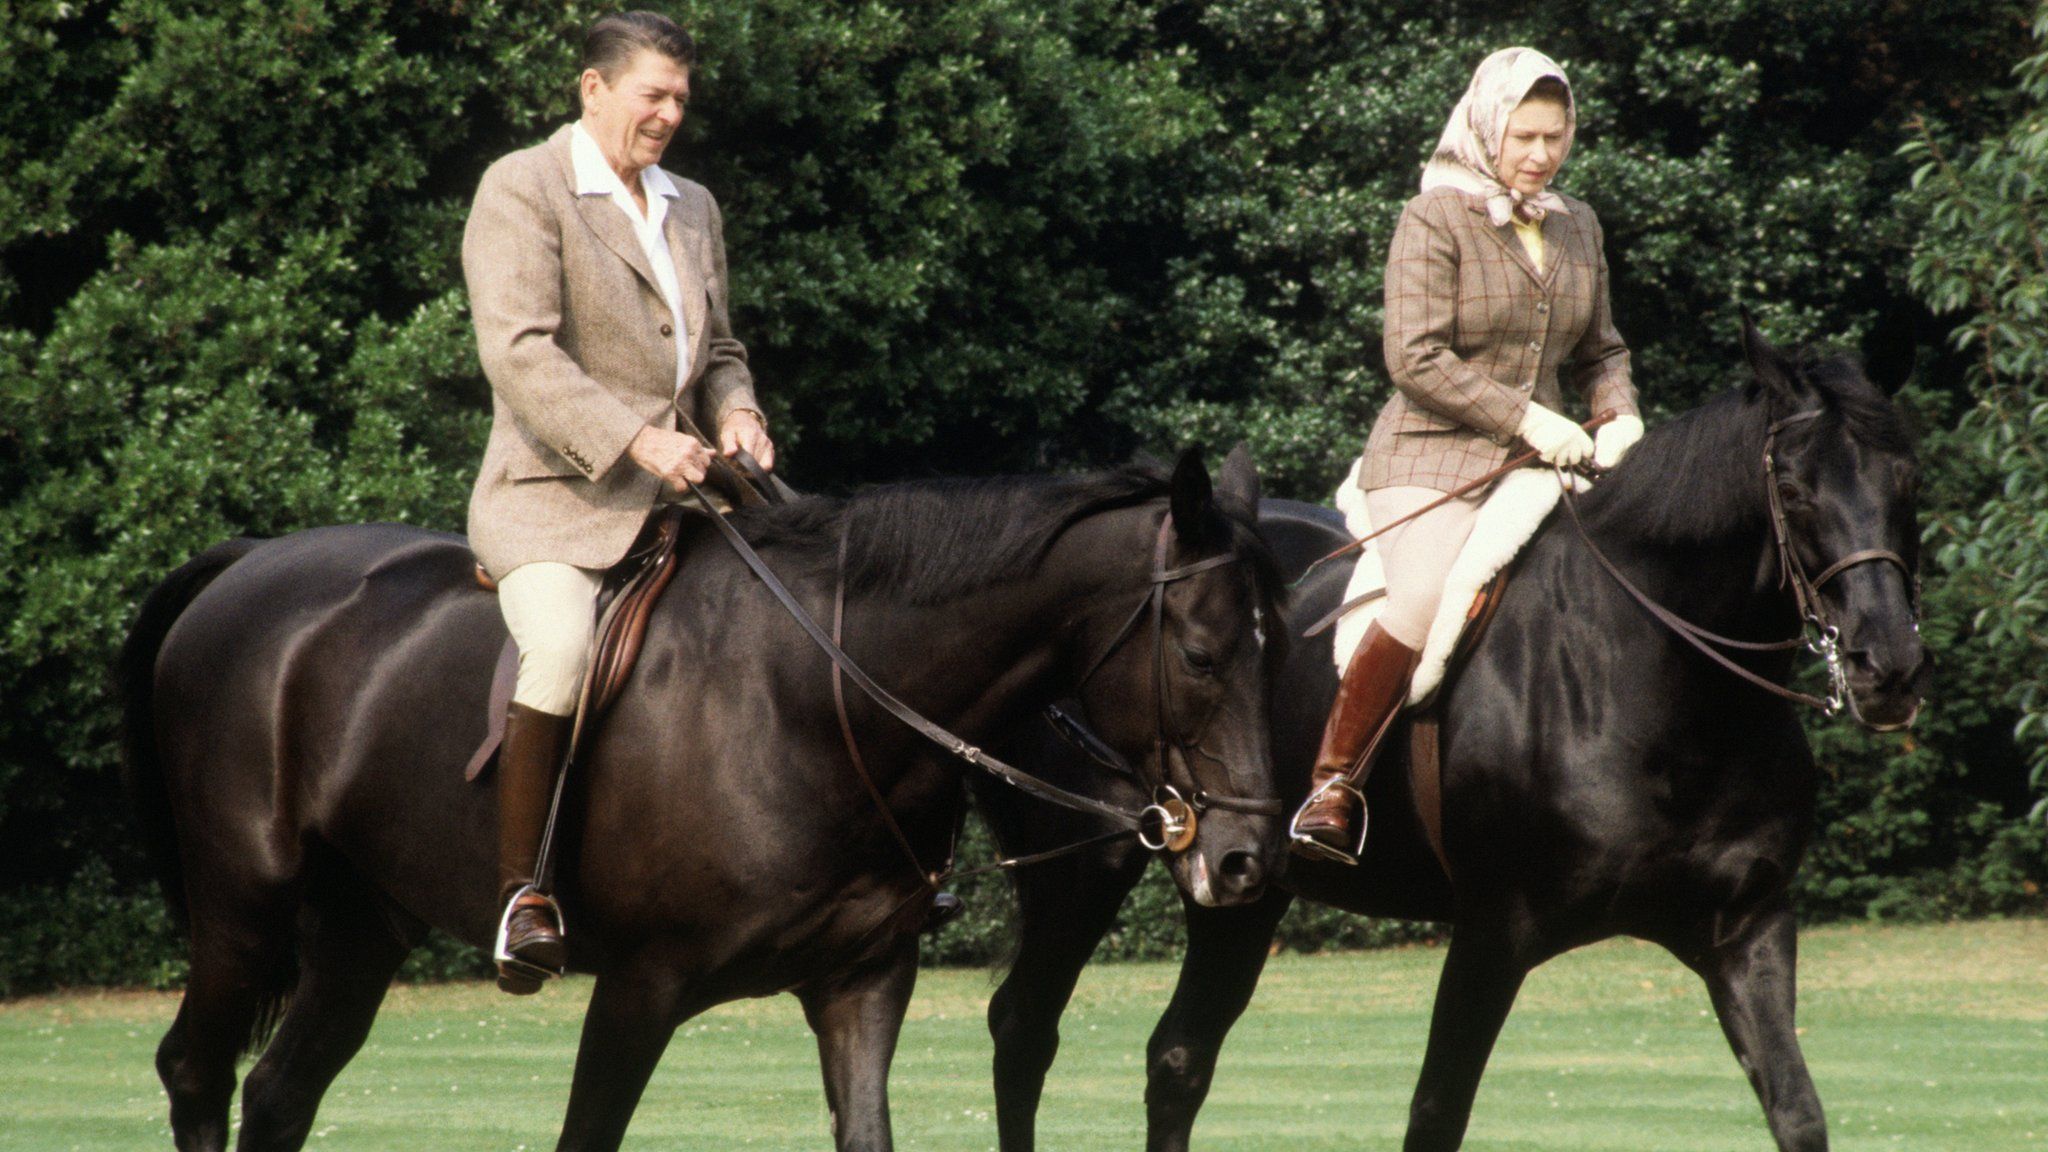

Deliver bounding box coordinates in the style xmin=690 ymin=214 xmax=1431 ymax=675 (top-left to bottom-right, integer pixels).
xmin=1517 ymin=402 xmax=1594 ymax=467
xmin=1594 ymin=414 xmax=1645 ymax=469
xmin=719 ymin=409 xmax=775 ymax=471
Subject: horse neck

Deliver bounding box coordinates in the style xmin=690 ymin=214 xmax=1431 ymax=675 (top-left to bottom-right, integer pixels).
xmin=851 ymin=503 xmax=1166 ymax=746
xmin=1576 ymin=416 xmax=1801 ymax=643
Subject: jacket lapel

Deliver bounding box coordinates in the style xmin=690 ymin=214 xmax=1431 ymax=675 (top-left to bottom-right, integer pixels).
xmin=1465 ymin=198 xmax=1553 ymax=288
xmin=666 ymin=192 xmax=708 ymax=367
xmin=1536 ymin=209 xmax=1574 ymax=290
xmin=548 ymin=126 xmax=664 ymax=297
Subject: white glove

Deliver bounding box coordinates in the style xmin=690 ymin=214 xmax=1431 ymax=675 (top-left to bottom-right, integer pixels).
xmin=1517 ymin=402 xmax=1594 ymax=467
xmin=1594 ymin=414 xmax=1645 ymax=469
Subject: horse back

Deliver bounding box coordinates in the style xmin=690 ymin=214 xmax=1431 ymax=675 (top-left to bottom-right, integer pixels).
xmin=149 ymin=524 xmax=508 ymax=939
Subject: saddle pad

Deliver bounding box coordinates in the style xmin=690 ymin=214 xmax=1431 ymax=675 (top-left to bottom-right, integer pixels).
xmin=1332 ymin=462 xmax=1587 ymax=706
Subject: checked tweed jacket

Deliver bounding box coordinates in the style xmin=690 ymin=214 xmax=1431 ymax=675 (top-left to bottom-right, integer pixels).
xmin=463 ymin=124 xmax=759 ymax=578
xmin=1361 ymin=185 xmax=1637 ymax=492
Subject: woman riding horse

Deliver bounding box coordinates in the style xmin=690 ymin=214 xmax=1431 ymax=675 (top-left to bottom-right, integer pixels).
xmin=463 ymin=12 xmax=774 ymax=991
xmin=1292 ymin=47 xmax=1646 ymax=862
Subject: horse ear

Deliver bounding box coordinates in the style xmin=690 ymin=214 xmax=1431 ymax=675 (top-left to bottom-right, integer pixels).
xmin=1740 ymin=307 xmax=1799 ymax=403
xmin=1215 ymin=442 xmax=1261 ymax=517
xmin=1169 ymin=448 xmax=1215 ymax=547
xmin=1860 ymin=306 xmax=1917 ymax=396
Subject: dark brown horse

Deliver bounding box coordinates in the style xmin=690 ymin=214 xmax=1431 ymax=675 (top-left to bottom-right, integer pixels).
xmin=974 ymin=325 xmax=1928 ymax=1151
xmin=121 ymin=450 xmax=1287 ymax=1152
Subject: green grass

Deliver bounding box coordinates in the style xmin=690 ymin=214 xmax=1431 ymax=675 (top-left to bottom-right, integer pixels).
xmin=3 ymin=920 xmax=2044 ymax=1150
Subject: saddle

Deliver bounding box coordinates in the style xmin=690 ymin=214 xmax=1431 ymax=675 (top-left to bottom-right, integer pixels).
xmin=463 ymin=450 xmax=787 ymax=782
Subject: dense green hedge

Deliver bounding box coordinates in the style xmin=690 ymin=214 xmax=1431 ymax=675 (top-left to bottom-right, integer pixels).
xmin=2 ymin=0 xmax=2042 ymax=993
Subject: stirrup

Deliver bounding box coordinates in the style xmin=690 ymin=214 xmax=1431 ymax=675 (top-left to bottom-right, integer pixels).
xmin=493 ymin=883 xmax=567 ymax=983
xmin=1288 ymin=776 xmax=1370 ymax=867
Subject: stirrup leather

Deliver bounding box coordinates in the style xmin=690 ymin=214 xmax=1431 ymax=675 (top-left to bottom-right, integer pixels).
xmin=493 ymin=884 xmax=567 ymax=983
xmin=1288 ymin=776 xmax=1370 ymax=867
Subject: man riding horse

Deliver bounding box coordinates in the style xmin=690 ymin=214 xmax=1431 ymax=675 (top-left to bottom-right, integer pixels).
xmin=463 ymin=10 xmax=774 ymax=992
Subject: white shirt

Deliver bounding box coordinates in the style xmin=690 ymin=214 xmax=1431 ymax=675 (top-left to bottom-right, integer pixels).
xmin=571 ymin=121 xmax=690 ymax=392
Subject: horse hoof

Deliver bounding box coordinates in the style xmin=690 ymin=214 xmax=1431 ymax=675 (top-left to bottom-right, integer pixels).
xmin=922 ymin=892 xmax=965 ymax=934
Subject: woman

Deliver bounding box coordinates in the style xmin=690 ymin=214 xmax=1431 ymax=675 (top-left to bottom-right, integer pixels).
xmin=1291 ymin=47 xmax=1643 ymax=864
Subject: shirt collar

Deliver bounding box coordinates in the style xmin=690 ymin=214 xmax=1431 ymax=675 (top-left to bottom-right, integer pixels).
xmin=570 ymin=121 xmax=681 ymax=202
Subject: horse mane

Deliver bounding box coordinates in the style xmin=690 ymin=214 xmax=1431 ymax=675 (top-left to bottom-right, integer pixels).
xmin=729 ymin=464 xmax=1280 ymax=608
xmin=1581 ymin=347 xmax=1914 ymax=545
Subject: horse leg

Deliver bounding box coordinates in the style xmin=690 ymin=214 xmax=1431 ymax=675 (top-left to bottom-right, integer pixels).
xmin=797 ymin=935 xmax=921 ymax=1152
xmin=1402 ymin=923 xmax=1529 ymax=1152
xmin=1681 ymin=903 xmax=1827 ymax=1152
xmin=158 ymin=893 xmax=299 ymax=1152
xmin=988 ymin=850 xmax=1149 ymax=1152
xmin=235 ymin=869 xmax=414 ymax=1151
xmin=554 ymin=952 xmax=697 ymax=1152
xmin=1143 ymin=890 xmax=1293 ymax=1152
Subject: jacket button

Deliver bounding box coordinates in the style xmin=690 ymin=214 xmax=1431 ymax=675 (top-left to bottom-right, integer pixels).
xmin=660 ymin=323 xmax=674 ymax=337
xmin=1528 ymin=340 xmax=1543 ymax=352
xmin=1536 ymin=301 xmax=1550 ymax=314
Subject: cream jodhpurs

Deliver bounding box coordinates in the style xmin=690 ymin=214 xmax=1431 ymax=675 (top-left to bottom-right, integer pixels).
xmin=1366 ymin=486 xmax=1485 ymax=650
xmin=496 ymin=562 xmax=604 ymax=717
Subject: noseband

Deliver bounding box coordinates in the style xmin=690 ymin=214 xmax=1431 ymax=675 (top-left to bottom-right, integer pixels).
xmin=1564 ymin=409 xmax=1917 ymax=715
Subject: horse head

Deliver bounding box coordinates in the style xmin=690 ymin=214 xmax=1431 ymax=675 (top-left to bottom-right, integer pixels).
xmin=1742 ymin=316 xmax=1930 ymax=730
xmin=1070 ymin=445 xmax=1287 ymax=907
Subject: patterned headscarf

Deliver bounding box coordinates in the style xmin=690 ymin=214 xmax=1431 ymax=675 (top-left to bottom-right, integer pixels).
xmin=1420 ymin=47 xmax=1576 ymax=227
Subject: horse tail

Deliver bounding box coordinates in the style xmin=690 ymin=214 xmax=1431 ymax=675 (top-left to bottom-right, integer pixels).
xmin=119 ymin=537 xmax=264 ymax=935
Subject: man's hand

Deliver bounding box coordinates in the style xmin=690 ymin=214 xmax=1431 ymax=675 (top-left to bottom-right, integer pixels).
xmin=627 ymin=425 xmax=714 ymax=492
xmin=719 ymin=409 xmax=775 ymax=471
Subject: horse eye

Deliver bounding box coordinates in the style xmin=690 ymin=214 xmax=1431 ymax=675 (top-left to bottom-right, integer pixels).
xmin=1777 ymin=482 xmax=1812 ymax=511
xmin=1180 ymin=647 xmax=1218 ymax=676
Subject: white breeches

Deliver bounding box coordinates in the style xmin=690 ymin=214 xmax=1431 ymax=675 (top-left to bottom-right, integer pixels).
xmin=1366 ymin=486 xmax=1485 ymax=650
xmin=496 ymin=562 xmax=604 ymax=716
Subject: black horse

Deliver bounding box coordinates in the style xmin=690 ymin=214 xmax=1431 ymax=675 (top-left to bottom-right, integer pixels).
xmin=121 ymin=451 xmax=1288 ymax=1152
xmin=974 ymin=324 xmax=1927 ymax=1151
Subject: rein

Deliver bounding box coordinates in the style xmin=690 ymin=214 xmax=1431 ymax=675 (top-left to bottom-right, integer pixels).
xmin=688 ymin=481 xmax=1276 ymax=890
xmin=1560 ymin=409 xmax=1915 ymax=715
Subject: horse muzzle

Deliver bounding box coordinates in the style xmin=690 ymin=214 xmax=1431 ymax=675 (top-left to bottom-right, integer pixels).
xmin=1165 ymin=808 xmax=1279 ymax=908
xmin=1843 ymin=643 xmax=1932 ymax=732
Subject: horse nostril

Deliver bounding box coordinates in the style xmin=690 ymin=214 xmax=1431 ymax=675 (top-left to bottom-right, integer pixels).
xmin=1219 ymin=850 xmax=1262 ymax=892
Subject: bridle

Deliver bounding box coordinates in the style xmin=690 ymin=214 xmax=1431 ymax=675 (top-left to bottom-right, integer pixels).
xmin=1562 ymin=408 xmax=1918 ymax=715
xmin=1062 ymin=517 xmax=1288 ymax=851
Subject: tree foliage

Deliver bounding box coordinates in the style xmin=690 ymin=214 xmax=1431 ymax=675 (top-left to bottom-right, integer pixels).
xmin=0 ymin=0 xmax=2041 ymax=988
xmin=1903 ymin=6 xmax=2048 ymax=820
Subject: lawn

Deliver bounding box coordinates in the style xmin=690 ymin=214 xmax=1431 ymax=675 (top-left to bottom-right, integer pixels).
xmin=2 ymin=920 xmax=2043 ymax=1150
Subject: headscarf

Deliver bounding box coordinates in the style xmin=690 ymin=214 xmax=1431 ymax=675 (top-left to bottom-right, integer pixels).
xmin=1419 ymin=47 xmax=1576 ymax=227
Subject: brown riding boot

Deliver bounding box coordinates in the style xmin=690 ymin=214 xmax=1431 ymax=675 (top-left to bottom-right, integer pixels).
xmin=1290 ymin=622 xmax=1420 ymax=865
xmin=495 ymin=702 xmax=574 ymax=994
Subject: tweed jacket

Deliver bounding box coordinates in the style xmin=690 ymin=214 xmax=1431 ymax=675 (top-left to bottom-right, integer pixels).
xmin=463 ymin=124 xmax=759 ymax=578
xmin=1361 ymin=185 xmax=1636 ymax=492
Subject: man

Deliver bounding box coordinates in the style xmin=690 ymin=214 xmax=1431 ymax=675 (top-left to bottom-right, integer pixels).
xmin=463 ymin=10 xmax=773 ymax=993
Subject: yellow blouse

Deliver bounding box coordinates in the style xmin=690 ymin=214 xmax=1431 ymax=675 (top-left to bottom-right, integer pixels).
xmin=1512 ymin=216 xmax=1545 ymax=273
